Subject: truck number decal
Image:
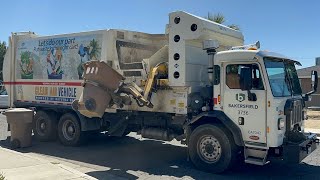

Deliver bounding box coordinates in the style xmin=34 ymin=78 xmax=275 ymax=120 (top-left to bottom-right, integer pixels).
xmin=238 ymin=110 xmax=249 ymax=115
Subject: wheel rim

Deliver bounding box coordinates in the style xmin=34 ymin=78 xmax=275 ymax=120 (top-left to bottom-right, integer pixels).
xmin=197 ymin=135 xmax=222 ymax=163
xmin=36 ymin=118 xmax=47 ymax=136
xmin=62 ymin=119 xmax=76 ymax=141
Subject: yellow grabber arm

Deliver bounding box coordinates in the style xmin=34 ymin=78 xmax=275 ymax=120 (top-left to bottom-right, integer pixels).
xmin=142 ymin=62 xmax=168 ymax=105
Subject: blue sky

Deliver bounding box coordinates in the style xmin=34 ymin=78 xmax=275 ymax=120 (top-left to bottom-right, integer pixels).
xmin=1 ymin=0 xmax=319 ymax=68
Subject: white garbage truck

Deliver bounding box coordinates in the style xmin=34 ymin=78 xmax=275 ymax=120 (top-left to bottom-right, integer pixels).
xmin=3 ymin=11 xmax=319 ymax=173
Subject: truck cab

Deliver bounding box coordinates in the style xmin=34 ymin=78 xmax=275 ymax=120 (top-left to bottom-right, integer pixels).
xmin=189 ymin=47 xmax=319 ymax=168
xmin=215 ymin=50 xmax=303 ymax=147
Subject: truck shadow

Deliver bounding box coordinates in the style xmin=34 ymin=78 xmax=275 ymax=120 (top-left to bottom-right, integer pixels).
xmin=1 ymin=134 xmax=320 ymax=180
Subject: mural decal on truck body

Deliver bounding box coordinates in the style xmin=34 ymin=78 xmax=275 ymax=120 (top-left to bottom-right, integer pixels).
xmin=16 ymin=34 xmax=103 ymax=80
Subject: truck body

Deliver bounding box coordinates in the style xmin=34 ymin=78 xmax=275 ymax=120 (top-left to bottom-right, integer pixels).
xmin=4 ymin=11 xmax=318 ymax=173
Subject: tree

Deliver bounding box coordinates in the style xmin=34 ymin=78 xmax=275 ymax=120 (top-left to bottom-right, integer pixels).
xmin=0 ymin=41 xmax=7 ymax=81
xmin=0 ymin=172 xmax=5 ymax=180
xmin=205 ymin=12 xmax=240 ymax=31
xmin=89 ymin=39 xmax=101 ymax=60
xmin=207 ymin=12 xmax=225 ymax=24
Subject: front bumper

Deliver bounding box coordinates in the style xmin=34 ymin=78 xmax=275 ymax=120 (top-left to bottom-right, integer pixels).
xmin=283 ymin=133 xmax=319 ymax=164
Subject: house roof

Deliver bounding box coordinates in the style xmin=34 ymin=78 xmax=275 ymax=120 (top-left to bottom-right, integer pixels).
xmin=297 ymin=65 xmax=320 ymax=78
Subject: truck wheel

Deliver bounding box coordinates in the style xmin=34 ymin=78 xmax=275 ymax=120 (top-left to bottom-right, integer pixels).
xmin=58 ymin=113 xmax=86 ymax=146
xmin=33 ymin=111 xmax=58 ymax=141
xmin=188 ymin=124 xmax=237 ymax=173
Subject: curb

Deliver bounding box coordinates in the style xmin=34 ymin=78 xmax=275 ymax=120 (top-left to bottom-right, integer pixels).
xmin=0 ymin=147 xmax=97 ymax=180
xmin=0 ymin=147 xmax=47 ymax=163
xmin=56 ymin=164 xmax=97 ymax=180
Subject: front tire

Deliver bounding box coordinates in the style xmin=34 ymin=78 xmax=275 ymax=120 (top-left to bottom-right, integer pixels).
xmin=189 ymin=124 xmax=237 ymax=173
xmin=58 ymin=113 xmax=86 ymax=146
xmin=33 ymin=111 xmax=58 ymax=141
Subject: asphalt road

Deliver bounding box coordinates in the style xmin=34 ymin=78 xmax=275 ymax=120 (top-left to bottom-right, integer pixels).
xmin=1 ymin=114 xmax=320 ymax=180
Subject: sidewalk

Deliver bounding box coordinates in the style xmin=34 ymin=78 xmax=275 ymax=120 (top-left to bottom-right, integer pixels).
xmin=304 ymin=113 xmax=320 ymax=136
xmin=305 ymin=128 xmax=320 ymax=136
xmin=0 ymin=147 xmax=97 ymax=180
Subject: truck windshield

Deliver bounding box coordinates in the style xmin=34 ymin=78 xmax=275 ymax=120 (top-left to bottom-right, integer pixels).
xmin=264 ymin=57 xmax=302 ymax=97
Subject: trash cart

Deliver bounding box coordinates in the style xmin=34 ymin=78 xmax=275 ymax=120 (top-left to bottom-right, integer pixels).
xmin=0 ymin=118 xmax=8 ymax=141
xmin=4 ymin=108 xmax=34 ymax=148
xmin=72 ymin=61 xmax=125 ymax=118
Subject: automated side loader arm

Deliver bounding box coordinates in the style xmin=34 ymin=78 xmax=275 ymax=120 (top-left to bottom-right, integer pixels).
xmin=73 ymin=60 xmax=163 ymax=117
xmin=143 ymin=62 xmax=168 ymax=102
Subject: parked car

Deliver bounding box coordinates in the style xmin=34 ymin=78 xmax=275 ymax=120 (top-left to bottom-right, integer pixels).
xmin=0 ymin=88 xmax=8 ymax=108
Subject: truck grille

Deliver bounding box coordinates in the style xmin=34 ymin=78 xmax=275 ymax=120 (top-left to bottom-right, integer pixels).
xmin=284 ymin=99 xmax=303 ymax=130
xmin=291 ymin=100 xmax=303 ymax=125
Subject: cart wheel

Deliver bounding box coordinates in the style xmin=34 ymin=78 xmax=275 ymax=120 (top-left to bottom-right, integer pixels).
xmin=11 ymin=139 xmax=20 ymax=149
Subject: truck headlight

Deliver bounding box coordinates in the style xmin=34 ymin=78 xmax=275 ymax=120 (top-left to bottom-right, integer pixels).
xmin=278 ymin=118 xmax=285 ymax=130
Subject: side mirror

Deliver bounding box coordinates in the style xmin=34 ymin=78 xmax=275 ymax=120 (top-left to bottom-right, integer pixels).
xmin=303 ymin=70 xmax=318 ymax=102
xmin=239 ymin=67 xmax=252 ymax=91
xmin=311 ymin=70 xmax=318 ymax=92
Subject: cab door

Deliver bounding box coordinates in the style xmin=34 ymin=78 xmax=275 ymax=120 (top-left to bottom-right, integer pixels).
xmin=222 ymin=63 xmax=267 ymax=144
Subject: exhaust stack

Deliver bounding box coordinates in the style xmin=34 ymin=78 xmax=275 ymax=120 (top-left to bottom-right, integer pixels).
xmin=203 ymin=40 xmax=219 ymax=84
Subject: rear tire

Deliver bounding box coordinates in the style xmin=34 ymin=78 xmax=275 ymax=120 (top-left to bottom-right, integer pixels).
xmin=58 ymin=113 xmax=87 ymax=146
xmin=188 ymin=124 xmax=237 ymax=173
xmin=33 ymin=111 xmax=58 ymax=141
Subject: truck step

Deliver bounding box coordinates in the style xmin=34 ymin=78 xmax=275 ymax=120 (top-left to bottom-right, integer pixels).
xmin=244 ymin=146 xmax=269 ymax=166
xmin=245 ymin=157 xmax=269 ymax=166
